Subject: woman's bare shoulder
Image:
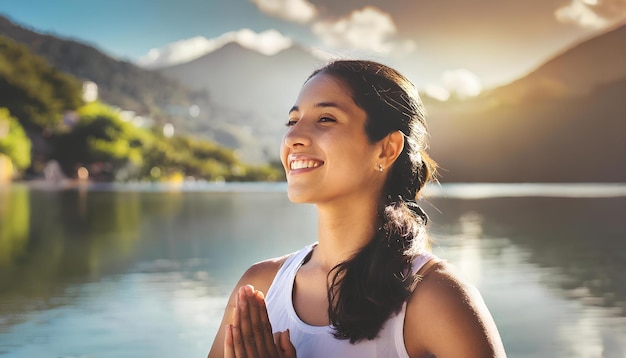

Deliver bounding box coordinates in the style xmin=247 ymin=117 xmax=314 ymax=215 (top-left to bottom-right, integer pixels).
xmin=239 ymin=253 xmax=293 ymax=293
xmin=411 ymin=260 xmax=481 ymax=306
xmin=404 ymin=260 xmax=507 ymax=357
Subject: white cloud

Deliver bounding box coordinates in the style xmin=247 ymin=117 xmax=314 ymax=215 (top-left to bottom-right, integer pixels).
xmin=442 ymin=69 xmax=483 ymax=98
xmin=251 ymin=0 xmax=317 ymax=23
xmin=137 ymin=29 xmax=293 ymax=68
xmin=311 ymin=6 xmax=415 ymax=55
xmin=555 ymin=0 xmax=626 ymax=28
xmin=234 ymin=29 xmax=293 ymax=55
xmin=425 ymin=69 xmax=483 ymax=101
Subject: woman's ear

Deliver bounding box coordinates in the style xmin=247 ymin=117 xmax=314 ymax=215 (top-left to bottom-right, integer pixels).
xmin=379 ymin=131 xmax=404 ymax=167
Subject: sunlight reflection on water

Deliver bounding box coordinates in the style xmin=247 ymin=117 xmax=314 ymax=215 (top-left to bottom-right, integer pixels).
xmin=426 ymin=182 xmax=626 ymax=199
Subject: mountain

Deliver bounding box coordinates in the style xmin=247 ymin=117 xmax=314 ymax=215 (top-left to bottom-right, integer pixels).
xmin=160 ymin=42 xmax=325 ymax=162
xmin=0 ymin=15 xmax=204 ymax=131
xmin=425 ymin=22 xmax=626 ymax=182
xmin=484 ymin=21 xmax=626 ymax=102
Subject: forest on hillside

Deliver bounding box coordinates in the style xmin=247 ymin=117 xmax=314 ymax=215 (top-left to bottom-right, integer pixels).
xmin=0 ymin=35 xmax=283 ymax=182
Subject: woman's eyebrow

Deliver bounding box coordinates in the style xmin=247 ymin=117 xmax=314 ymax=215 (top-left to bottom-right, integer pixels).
xmin=315 ymin=102 xmax=344 ymax=111
xmin=288 ymin=102 xmax=346 ymax=115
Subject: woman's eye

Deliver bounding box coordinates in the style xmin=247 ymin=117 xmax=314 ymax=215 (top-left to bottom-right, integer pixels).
xmin=285 ymin=119 xmax=298 ymax=127
xmin=319 ymin=117 xmax=336 ymax=123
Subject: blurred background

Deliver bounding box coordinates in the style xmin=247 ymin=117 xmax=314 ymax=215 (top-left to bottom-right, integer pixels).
xmin=0 ymin=0 xmax=625 ymax=357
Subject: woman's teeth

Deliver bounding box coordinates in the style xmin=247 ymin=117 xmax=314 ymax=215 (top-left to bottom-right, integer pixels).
xmin=290 ymin=160 xmax=322 ymax=170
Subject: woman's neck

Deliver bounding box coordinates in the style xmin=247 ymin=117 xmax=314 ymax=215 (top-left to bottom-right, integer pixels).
xmin=311 ymin=196 xmax=379 ymax=271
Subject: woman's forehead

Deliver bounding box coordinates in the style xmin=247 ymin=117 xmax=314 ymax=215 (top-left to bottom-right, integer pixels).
xmin=296 ymin=73 xmax=355 ymax=104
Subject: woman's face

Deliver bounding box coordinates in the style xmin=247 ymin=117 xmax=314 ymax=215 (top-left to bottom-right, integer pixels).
xmin=280 ymin=73 xmax=384 ymax=205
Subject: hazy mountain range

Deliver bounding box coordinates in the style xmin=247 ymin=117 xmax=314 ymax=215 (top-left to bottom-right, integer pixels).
xmin=425 ymin=22 xmax=626 ymax=182
xmin=1 ymin=14 xmax=624 ymax=182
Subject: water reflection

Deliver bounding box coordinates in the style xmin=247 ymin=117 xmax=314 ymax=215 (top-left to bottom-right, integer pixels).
xmin=427 ymin=197 xmax=626 ymax=357
xmin=0 ymin=187 xmax=152 ymax=335
xmin=0 ymin=186 xmax=29 ymax=268
xmin=428 ymin=197 xmax=626 ymax=314
xmin=0 ymin=184 xmax=624 ymax=357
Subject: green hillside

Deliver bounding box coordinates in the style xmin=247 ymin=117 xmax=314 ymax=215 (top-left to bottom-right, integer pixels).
xmin=0 ymin=35 xmax=282 ymax=182
xmin=0 ymin=15 xmax=203 ymax=130
xmin=0 ymin=35 xmax=82 ymax=129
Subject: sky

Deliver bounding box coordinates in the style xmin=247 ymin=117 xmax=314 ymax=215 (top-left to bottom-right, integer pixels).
xmin=1 ymin=0 xmax=625 ymax=98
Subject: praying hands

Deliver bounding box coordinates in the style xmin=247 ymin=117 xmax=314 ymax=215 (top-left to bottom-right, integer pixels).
xmin=224 ymin=285 xmax=297 ymax=358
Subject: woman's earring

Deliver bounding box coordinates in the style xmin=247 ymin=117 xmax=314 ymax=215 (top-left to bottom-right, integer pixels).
xmin=378 ymin=163 xmax=384 ymax=172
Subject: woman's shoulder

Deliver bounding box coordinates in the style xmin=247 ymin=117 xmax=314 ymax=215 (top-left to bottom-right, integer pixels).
xmin=404 ymin=260 xmax=506 ymax=357
xmin=239 ymin=244 xmax=314 ymax=293
xmin=239 ymin=253 xmax=292 ymax=294
xmin=410 ymin=261 xmax=486 ymax=320
xmin=412 ymin=259 xmax=480 ymax=303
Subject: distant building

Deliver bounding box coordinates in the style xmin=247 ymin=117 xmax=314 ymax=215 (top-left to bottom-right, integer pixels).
xmin=82 ymin=81 xmax=98 ymax=102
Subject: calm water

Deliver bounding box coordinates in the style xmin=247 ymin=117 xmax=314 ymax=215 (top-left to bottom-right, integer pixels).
xmin=0 ymin=182 xmax=625 ymax=357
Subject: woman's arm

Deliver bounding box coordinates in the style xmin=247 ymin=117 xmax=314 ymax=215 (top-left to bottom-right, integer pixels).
xmin=404 ymin=262 xmax=507 ymax=358
xmin=207 ymin=256 xmax=290 ymax=358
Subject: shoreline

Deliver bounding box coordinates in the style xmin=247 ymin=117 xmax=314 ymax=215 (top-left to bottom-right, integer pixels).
xmin=3 ymin=181 xmax=626 ymax=198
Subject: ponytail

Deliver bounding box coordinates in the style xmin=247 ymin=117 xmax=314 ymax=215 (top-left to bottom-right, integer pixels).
xmin=326 ymin=197 xmax=430 ymax=342
xmin=327 ymin=154 xmax=437 ymax=343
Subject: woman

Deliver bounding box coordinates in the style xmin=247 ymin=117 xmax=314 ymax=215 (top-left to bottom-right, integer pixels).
xmin=208 ymin=60 xmax=506 ymax=357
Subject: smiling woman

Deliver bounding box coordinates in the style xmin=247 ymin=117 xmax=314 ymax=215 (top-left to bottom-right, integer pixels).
xmin=208 ymin=60 xmax=507 ymax=358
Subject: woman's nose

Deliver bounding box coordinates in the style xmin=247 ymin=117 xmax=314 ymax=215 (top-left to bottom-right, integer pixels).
xmin=283 ymin=121 xmax=312 ymax=148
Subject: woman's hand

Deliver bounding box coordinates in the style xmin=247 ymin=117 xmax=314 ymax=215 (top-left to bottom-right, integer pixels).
xmin=224 ymin=285 xmax=296 ymax=358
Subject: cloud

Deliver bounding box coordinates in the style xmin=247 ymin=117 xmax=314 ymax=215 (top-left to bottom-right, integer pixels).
xmin=555 ymin=0 xmax=626 ymax=28
xmin=235 ymin=29 xmax=293 ymax=55
xmin=424 ymin=69 xmax=483 ymax=101
xmin=251 ymin=0 xmax=317 ymax=23
xmin=311 ymin=6 xmax=415 ymax=55
xmin=137 ymin=29 xmax=293 ymax=68
xmin=443 ymin=69 xmax=483 ymax=98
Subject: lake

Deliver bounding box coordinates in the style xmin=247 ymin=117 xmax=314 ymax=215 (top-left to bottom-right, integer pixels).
xmin=1 ymin=182 xmax=625 ymax=357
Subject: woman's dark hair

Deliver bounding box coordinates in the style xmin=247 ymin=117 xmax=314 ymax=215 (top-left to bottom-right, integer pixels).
xmin=307 ymin=60 xmax=437 ymax=343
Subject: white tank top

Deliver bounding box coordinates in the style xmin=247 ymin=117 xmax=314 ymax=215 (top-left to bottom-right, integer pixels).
xmin=265 ymin=244 xmax=435 ymax=358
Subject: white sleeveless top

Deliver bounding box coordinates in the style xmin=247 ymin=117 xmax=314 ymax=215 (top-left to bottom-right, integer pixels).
xmin=265 ymin=244 xmax=435 ymax=358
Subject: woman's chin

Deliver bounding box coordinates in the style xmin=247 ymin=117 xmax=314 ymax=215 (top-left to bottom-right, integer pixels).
xmin=287 ymin=193 xmax=308 ymax=204
xmin=286 ymin=189 xmax=315 ymax=204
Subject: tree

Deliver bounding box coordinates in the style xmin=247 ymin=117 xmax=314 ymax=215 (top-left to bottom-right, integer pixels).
xmin=53 ymin=102 xmax=149 ymax=180
xmin=0 ymin=107 xmax=31 ymax=172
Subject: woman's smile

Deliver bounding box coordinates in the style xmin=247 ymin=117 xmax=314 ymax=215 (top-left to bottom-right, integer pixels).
xmin=288 ymin=154 xmax=324 ymax=173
